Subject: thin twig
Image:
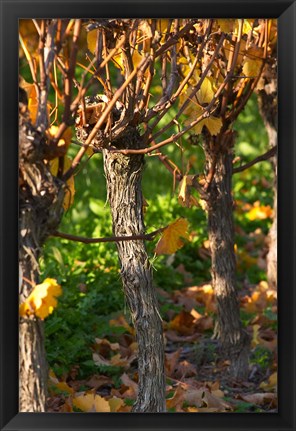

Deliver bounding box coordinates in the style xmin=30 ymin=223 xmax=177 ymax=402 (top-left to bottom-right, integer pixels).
xmin=155 ymin=20 xmax=195 ymax=58
xmin=62 ymin=19 xmax=81 ymax=125
xmin=52 ymin=226 xmax=165 ymax=244
xmin=232 ymin=145 xmax=277 ymax=174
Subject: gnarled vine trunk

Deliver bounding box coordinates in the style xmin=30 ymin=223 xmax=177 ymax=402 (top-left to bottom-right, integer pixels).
xmin=19 ymin=102 xmax=64 ymax=411
xmin=257 ymin=60 xmax=277 ymax=291
xmin=205 ymin=131 xmax=250 ymax=379
xmin=103 ymin=129 xmax=165 ymax=412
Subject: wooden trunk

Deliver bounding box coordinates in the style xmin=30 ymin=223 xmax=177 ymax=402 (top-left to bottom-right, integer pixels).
xmin=103 ymin=130 xmax=165 ymax=412
xmin=19 ymin=106 xmax=64 ymax=411
xmin=205 ymin=132 xmax=250 ymax=379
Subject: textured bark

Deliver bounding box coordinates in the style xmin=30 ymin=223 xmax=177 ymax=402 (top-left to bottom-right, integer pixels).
xmin=103 ymin=129 xmax=166 ymax=412
xmin=257 ymin=60 xmax=277 ymax=290
xmin=205 ymin=132 xmax=250 ymax=379
xmin=19 ymin=103 xmax=64 ymax=411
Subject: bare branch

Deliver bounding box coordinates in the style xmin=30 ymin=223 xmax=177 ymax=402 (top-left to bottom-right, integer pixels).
xmin=52 ymin=226 xmax=165 ymax=244
xmin=62 ymin=55 xmax=151 ymax=181
xmin=61 ymin=19 xmax=81 ymax=125
xmin=155 ymin=20 xmax=195 ymax=58
xmin=232 ymin=145 xmax=277 ymax=174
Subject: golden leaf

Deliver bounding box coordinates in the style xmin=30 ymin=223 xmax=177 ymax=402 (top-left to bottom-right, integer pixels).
xmin=178 ymin=175 xmax=199 ymax=208
xmin=203 ymin=115 xmax=223 ymax=136
xmin=155 ymin=218 xmax=189 ymax=255
xmin=87 ymin=29 xmax=98 ymax=54
xmin=234 ymin=19 xmax=253 ymax=36
xmin=186 ymin=105 xmax=222 ymax=136
xmin=217 ymin=19 xmax=235 ymax=33
xmin=242 ymin=59 xmax=263 ymax=78
xmin=197 ymin=77 xmax=215 ymax=105
xmin=49 ymin=156 xmax=75 ymax=210
xmin=246 ymin=202 xmax=273 ymax=220
xmin=19 ymin=20 xmax=39 ymax=58
xmin=108 ymin=397 xmax=124 ymax=412
xmin=73 ymin=392 xmax=110 ymax=412
xmin=47 ymin=125 xmax=72 ymax=152
xmin=156 ymin=19 xmax=170 ymax=43
xmin=19 ymin=278 xmax=62 ymax=320
xmin=182 ymin=80 xmax=222 ymax=136
xmin=260 ymin=372 xmax=277 ymax=392
xmin=242 ymin=45 xmax=264 ymax=78
xmin=20 ymin=79 xmax=52 ymax=124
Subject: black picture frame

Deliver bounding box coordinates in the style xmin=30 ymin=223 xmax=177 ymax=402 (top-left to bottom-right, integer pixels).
xmin=1 ymin=1 xmax=295 ymax=430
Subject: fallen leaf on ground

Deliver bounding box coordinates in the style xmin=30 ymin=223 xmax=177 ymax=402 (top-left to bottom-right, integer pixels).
xmin=260 ymin=372 xmax=277 ymax=392
xmin=174 ymin=360 xmax=197 ymax=379
xmin=120 ymin=373 xmax=138 ymax=398
xmin=169 ymin=310 xmax=195 ymax=335
xmin=72 ymin=391 xmax=111 ymax=412
xmin=108 ymin=397 xmax=125 ymax=412
xmin=240 ymin=392 xmax=277 ymax=406
xmin=165 ymin=349 xmax=182 ymax=377
xmin=86 ymin=375 xmax=113 ymax=390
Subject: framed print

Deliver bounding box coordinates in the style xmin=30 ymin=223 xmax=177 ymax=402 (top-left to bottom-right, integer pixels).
xmin=0 ymin=0 xmax=295 ymax=430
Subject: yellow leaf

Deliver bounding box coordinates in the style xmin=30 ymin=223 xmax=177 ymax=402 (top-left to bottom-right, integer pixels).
xmin=73 ymin=392 xmax=110 ymax=412
xmin=87 ymin=29 xmax=98 ymax=54
xmin=19 ymin=302 xmax=32 ymax=318
xmin=63 ymin=174 xmax=75 ymax=211
xmin=20 ymin=79 xmax=52 ymax=124
xmin=19 ymin=278 xmax=62 ymax=320
xmin=19 ymin=20 xmax=39 ymax=57
xmin=156 ymin=19 xmax=170 ymax=43
xmin=203 ymin=116 xmax=223 ymax=136
xmin=260 ymin=372 xmax=277 ymax=392
xmin=47 ymin=125 xmax=72 ymax=151
xmin=217 ymin=19 xmax=235 ymax=33
xmin=242 ymin=59 xmax=263 ymax=78
xmin=178 ymin=175 xmax=199 ymax=208
xmin=246 ymin=202 xmax=273 ymax=220
xmin=49 ymin=156 xmax=75 ymax=210
xmin=242 ymin=46 xmax=264 ymax=77
xmin=155 ymin=218 xmax=189 ymax=255
xmin=20 ymin=81 xmax=38 ymax=122
xmin=188 ymin=105 xmax=222 ymax=136
xmin=251 ymin=324 xmax=261 ymax=347
xmin=108 ymin=397 xmax=124 ymax=412
xmin=197 ymin=77 xmax=215 ymax=105
xmin=182 ymin=84 xmax=222 ymax=136
xmin=234 ymin=19 xmax=253 ymax=36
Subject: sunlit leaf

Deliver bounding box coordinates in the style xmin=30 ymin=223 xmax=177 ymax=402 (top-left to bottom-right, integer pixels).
xmin=260 ymin=372 xmax=277 ymax=392
xmin=50 ymin=156 xmax=75 ymax=210
xmin=217 ymin=19 xmax=235 ymax=33
xmin=246 ymin=202 xmax=273 ymax=220
xmin=178 ymin=175 xmax=199 ymax=208
xmin=108 ymin=397 xmax=124 ymax=412
xmin=242 ymin=46 xmax=264 ymax=78
xmin=19 ymin=278 xmax=62 ymax=320
xmin=87 ymin=29 xmax=98 ymax=54
xmin=47 ymin=125 xmax=72 ymax=152
xmin=155 ymin=218 xmax=189 ymax=255
xmin=197 ymin=77 xmax=215 ymax=105
xmin=73 ymin=392 xmax=111 ymax=412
